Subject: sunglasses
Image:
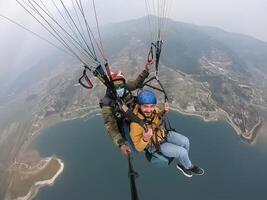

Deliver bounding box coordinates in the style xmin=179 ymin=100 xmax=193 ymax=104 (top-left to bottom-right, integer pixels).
xmin=114 ymin=83 xmax=126 ymax=89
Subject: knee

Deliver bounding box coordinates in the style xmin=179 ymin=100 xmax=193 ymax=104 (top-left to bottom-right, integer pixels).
xmin=183 ymin=137 xmax=190 ymax=150
xmin=178 ymin=147 xmax=189 ymax=159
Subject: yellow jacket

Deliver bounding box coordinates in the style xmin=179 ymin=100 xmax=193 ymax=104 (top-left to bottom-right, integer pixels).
xmin=130 ymin=105 xmax=166 ymax=152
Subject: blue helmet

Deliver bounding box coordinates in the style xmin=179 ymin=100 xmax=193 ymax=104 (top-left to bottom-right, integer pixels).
xmin=137 ymin=89 xmax=157 ymax=105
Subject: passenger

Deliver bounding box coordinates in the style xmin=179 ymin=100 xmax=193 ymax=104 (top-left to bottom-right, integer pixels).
xmin=130 ymin=89 xmax=204 ymax=177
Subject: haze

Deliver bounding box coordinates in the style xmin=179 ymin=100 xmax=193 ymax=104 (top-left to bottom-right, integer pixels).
xmin=0 ymin=0 xmax=266 ymax=85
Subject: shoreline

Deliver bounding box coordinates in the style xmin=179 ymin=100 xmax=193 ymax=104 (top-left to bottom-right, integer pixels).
xmin=15 ymin=158 xmax=64 ymax=200
xmin=20 ymin=107 xmax=100 ymax=156
xmin=15 ymin=104 xmax=259 ymax=200
xmin=170 ymin=106 xmax=261 ymax=142
xmin=35 ymin=158 xmax=64 ymax=186
xmin=13 ymin=109 xmax=100 ymax=200
xmin=27 ymin=99 xmax=261 ymax=154
xmin=170 ymin=106 xmax=220 ymax=123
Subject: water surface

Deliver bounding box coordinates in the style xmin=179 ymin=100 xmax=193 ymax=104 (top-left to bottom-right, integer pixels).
xmin=33 ymin=111 xmax=267 ymax=200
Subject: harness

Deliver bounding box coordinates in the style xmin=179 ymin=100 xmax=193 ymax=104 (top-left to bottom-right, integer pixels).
xmin=144 ymin=119 xmax=175 ymax=167
xmin=138 ymin=108 xmax=175 ymax=167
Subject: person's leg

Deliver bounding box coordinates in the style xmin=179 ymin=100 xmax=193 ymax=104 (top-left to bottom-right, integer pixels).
xmin=166 ymin=131 xmax=190 ymax=152
xmin=165 ymin=132 xmax=205 ymax=176
xmin=160 ymin=142 xmax=192 ymax=169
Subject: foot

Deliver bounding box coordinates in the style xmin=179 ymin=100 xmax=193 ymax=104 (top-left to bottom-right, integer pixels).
xmin=190 ymin=165 xmax=205 ymax=175
xmin=176 ymin=164 xmax=193 ymax=177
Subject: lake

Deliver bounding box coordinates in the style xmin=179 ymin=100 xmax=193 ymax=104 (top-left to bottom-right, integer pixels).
xmin=33 ymin=111 xmax=267 ymax=200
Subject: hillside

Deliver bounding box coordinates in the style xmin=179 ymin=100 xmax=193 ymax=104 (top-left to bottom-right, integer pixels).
xmin=1 ymin=16 xmax=267 ymax=198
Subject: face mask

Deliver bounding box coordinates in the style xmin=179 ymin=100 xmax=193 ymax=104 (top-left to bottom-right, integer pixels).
xmin=116 ymin=88 xmax=125 ymax=97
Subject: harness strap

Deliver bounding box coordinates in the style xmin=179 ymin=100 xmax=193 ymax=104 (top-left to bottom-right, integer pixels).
xmin=147 ymin=45 xmax=153 ymax=63
xmin=124 ymin=108 xmax=148 ymax=132
xmin=142 ymin=76 xmax=168 ymax=101
xmin=78 ymin=68 xmax=93 ymax=89
xmin=150 ymin=40 xmax=163 ymax=76
xmin=154 ymin=40 xmax=163 ymax=76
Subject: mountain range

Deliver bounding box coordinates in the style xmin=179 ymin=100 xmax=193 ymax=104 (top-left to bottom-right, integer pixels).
xmin=1 ymin=16 xmax=267 ymax=198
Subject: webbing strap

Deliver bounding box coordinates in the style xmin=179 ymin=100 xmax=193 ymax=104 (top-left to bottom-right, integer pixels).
xmin=155 ymin=40 xmax=163 ymax=76
xmin=149 ymin=40 xmax=163 ymax=76
xmin=124 ymin=109 xmax=147 ymax=132
xmin=147 ymin=45 xmax=153 ymax=62
xmin=78 ymin=68 xmax=93 ymax=89
xmin=142 ymin=76 xmax=168 ymax=101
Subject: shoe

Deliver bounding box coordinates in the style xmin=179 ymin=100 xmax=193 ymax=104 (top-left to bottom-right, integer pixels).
xmin=190 ymin=165 xmax=205 ymax=175
xmin=176 ymin=164 xmax=193 ymax=177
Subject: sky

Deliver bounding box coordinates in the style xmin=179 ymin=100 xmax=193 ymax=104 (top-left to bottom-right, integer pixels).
xmin=0 ymin=0 xmax=267 ymax=76
xmin=1 ymin=0 xmax=267 ymax=40
xmin=102 ymin=0 xmax=267 ymax=43
xmin=78 ymin=0 xmax=267 ymax=42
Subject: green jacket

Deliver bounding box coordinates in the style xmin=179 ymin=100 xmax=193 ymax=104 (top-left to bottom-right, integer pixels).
xmin=100 ymin=69 xmax=149 ymax=147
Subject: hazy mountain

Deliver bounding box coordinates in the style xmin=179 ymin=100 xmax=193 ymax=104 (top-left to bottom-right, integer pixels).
xmin=103 ymin=17 xmax=267 ymax=80
xmin=1 ymin=16 xmax=267 ymax=197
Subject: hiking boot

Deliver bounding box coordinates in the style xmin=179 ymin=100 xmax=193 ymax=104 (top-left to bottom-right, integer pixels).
xmin=190 ymin=165 xmax=205 ymax=175
xmin=176 ymin=164 xmax=193 ymax=177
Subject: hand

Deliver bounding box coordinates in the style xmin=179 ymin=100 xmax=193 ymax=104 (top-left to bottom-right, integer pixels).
xmin=164 ymin=102 xmax=169 ymax=113
xmin=145 ymin=61 xmax=153 ymax=72
xmin=143 ymin=128 xmax=153 ymax=141
xmin=120 ymin=144 xmax=131 ymax=156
